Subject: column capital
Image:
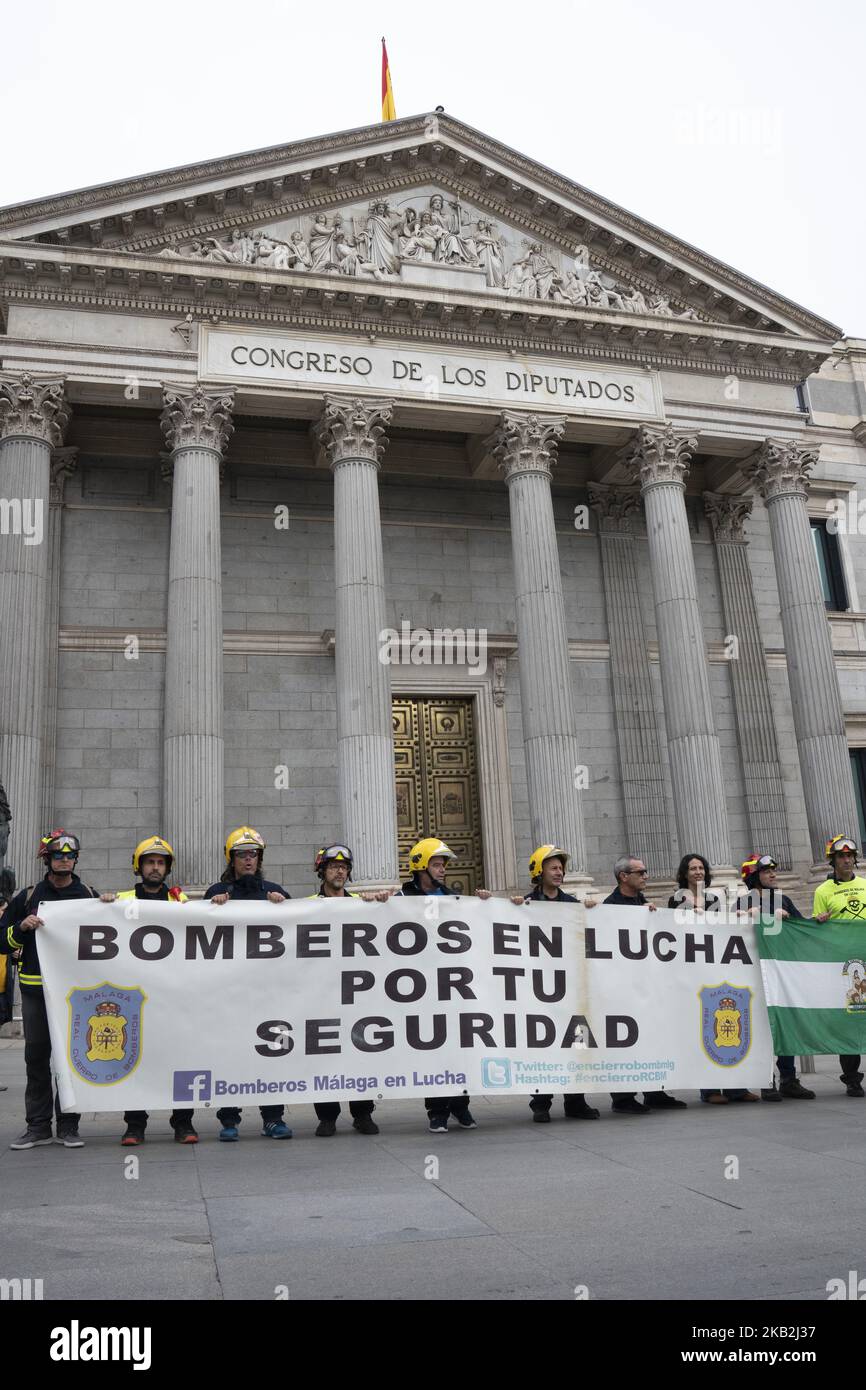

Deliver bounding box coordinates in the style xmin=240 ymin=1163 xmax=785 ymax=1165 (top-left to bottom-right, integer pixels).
xmin=50 ymin=446 xmax=79 ymax=504
xmin=702 ymin=491 xmax=753 ymax=543
xmin=0 ymin=372 xmax=69 ymax=446
xmin=587 ymin=482 xmax=642 ymax=534
xmin=160 ymin=384 xmax=234 ymax=455
xmin=486 ymin=411 xmax=565 ymax=483
xmin=743 ymin=437 xmax=819 ymax=502
xmin=622 ymin=421 xmax=697 ymax=490
xmin=314 ymin=395 xmax=394 ymax=469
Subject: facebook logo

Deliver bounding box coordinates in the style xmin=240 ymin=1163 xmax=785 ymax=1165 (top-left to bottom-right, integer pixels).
xmin=481 ymin=1058 xmax=511 ymax=1088
xmin=173 ymin=1070 xmax=211 ymax=1102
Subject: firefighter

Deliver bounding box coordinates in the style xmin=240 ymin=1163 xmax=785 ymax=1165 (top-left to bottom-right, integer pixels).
xmin=519 ymin=846 xmax=599 ymax=1123
xmin=100 ymin=836 xmax=199 ymax=1144
xmin=1 ymin=831 xmax=98 ymax=1149
xmin=400 ymin=837 xmax=481 ymax=1133
xmin=308 ymin=845 xmax=381 ymax=1137
xmin=204 ymin=827 xmax=293 ymax=1139
xmin=813 ymin=835 xmax=866 ymax=1097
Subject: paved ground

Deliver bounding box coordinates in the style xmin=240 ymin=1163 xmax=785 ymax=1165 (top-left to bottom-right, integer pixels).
xmin=1 ymin=1039 xmax=863 ymax=1302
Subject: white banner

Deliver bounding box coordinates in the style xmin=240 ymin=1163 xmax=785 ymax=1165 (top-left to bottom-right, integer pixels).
xmin=37 ymin=899 xmax=774 ymax=1112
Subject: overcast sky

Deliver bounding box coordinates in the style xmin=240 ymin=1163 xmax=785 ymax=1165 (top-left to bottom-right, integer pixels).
xmin=3 ymin=0 xmax=863 ymax=336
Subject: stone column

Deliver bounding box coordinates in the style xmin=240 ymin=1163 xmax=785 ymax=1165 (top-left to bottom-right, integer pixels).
xmin=41 ymin=447 xmax=79 ymax=830
xmin=160 ymin=385 xmax=234 ymax=889
xmin=314 ymin=396 xmax=398 ymax=887
xmin=488 ymin=411 xmax=591 ymax=891
xmin=623 ymin=423 xmax=734 ymax=874
xmin=744 ymin=439 xmax=859 ymax=868
xmin=0 ymin=373 xmax=69 ymax=873
xmin=703 ymin=492 xmax=793 ymax=866
xmin=588 ymin=483 xmax=674 ymax=877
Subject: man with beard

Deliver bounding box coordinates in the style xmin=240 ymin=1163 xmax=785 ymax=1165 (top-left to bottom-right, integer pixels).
xmin=204 ymin=827 xmax=293 ymax=1140
xmin=1 ymin=830 xmax=98 ymax=1149
xmin=100 ymin=836 xmax=197 ymax=1145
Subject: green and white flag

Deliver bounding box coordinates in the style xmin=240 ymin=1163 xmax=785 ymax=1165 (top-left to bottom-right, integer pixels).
xmin=756 ymin=917 xmax=866 ymax=1055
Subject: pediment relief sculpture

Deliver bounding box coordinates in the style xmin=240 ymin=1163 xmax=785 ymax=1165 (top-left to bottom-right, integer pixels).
xmin=155 ymin=191 xmax=704 ymax=321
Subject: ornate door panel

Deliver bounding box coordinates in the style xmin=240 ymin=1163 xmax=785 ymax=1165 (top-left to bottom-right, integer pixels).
xmin=393 ymin=696 xmax=484 ymax=894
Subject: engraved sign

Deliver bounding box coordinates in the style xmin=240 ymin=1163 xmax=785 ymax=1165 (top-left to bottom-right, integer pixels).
xmin=200 ymin=326 xmax=663 ymax=421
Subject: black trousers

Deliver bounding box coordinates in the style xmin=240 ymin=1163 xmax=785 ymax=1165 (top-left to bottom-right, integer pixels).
xmin=840 ymin=1055 xmax=863 ymax=1084
xmin=530 ymin=1093 xmax=590 ymax=1115
xmin=21 ymin=989 xmax=80 ymax=1130
xmin=425 ymin=1095 xmax=470 ymax=1118
xmin=216 ymin=1106 xmax=284 ymax=1125
xmin=314 ymin=1101 xmax=374 ymax=1120
xmin=123 ymin=1110 xmax=194 ymax=1130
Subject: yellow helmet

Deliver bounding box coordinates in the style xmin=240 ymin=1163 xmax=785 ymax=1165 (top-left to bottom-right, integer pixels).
xmin=826 ymin=834 xmax=858 ymax=861
xmin=225 ymin=825 xmax=266 ymax=863
xmin=529 ymin=845 xmax=569 ymax=882
xmin=132 ymin=835 xmax=175 ymax=875
xmin=409 ymin=837 xmax=456 ymax=873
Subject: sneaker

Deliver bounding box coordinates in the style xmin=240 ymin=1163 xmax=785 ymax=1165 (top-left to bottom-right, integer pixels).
xmin=315 ymin=1119 xmax=337 ymax=1137
xmin=564 ymin=1101 xmax=600 ymax=1120
xmin=612 ymin=1098 xmax=650 ymax=1115
xmin=845 ymin=1081 xmax=865 ymax=1098
xmin=643 ymin=1091 xmax=687 ymax=1109
xmin=428 ymin=1115 xmax=448 ymax=1133
xmin=778 ymin=1078 xmax=815 ymax=1100
xmin=121 ymin=1126 xmax=146 ymax=1146
xmin=10 ymin=1127 xmax=53 ymax=1149
xmin=532 ymin=1110 xmax=552 ymax=1123
xmin=56 ymin=1125 xmax=84 ymax=1148
xmin=219 ymin=1125 xmax=240 ymax=1142
xmin=452 ymin=1110 xmax=477 ymax=1128
xmin=261 ymin=1120 xmax=292 ymax=1139
xmin=173 ymin=1122 xmax=199 ymax=1143
xmin=352 ymin=1114 xmax=380 ymax=1135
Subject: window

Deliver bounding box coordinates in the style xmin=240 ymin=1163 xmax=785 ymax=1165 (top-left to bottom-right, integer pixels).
xmin=810 ymin=520 xmax=848 ymax=611
xmin=852 ymin=750 xmax=866 ymax=850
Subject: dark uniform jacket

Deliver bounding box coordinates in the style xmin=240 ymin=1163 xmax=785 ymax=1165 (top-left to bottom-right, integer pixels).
xmin=203 ymin=875 xmax=290 ymax=900
xmin=0 ymin=874 xmax=98 ymax=993
xmin=399 ymin=878 xmax=458 ymax=896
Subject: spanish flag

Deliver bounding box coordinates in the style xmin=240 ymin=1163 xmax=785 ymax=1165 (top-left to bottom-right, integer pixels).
xmin=381 ymin=38 xmax=396 ymax=122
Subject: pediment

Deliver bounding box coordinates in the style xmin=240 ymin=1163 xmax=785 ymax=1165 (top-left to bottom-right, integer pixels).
xmin=0 ymin=112 xmax=840 ymax=342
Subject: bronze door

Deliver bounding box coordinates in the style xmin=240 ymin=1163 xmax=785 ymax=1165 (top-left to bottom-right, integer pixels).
xmin=393 ymin=696 xmax=485 ymax=894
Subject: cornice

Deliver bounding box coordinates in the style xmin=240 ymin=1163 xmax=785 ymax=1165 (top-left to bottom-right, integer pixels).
xmin=0 ymin=112 xmax=839 ymax=341
xmin=0 ymin=244 xmax=833 ymax=382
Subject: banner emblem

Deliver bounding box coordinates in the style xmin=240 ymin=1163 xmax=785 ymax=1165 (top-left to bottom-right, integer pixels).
xmin=700 ymin=983 xmax=752 ymax=1066
xmin=843 ymin=959 xmax=866 ymax=1012
xmin=67 ymin=982 xmax=146 ymax=1085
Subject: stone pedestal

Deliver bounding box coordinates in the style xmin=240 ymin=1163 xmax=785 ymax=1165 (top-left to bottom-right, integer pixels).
xmin=488 ymin=411 xmax=591 ymax=893
xmin=623 ymin=424 xmax=734 ymax=874
xmin=0 ymin=373 xmax=69 ymax=874
xmin=744 ymin=439 xmax=860 ymax=870
xmin=588 ymin=483 xmax=674 ymax=876
xmin=314 ymin=397 xmax=398 ymax=887
xmin=703 ymin=492 xmax=792 ymax=866
xmin=160 ymin=385 xmax=234 ymax=889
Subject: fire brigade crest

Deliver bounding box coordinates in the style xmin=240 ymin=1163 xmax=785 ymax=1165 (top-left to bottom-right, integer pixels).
xmin=67 ymin=982 xmax=146 ymax=1085
xmin=699 ymin=983 xmax=752 ymax=1066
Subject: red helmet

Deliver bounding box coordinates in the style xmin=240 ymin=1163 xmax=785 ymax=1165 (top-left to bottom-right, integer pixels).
xmin=38 ymin=829 xmax=80 ymax=861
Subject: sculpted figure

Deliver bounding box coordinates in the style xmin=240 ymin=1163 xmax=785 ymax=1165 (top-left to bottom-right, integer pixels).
xmin=309 ymin=213 xmax=340 ymax=271
xmin=361 ymin=201 xmax=400 ymax=275
xmin=401 ymin=211 xmax=444 ymax=262
xmin=334 ymin=228 xmax=386 ymax=280
xmin=428 ymin=194 xmax=479 ymax=265
xmin=473 ymin=219 xmax=504 ymax=288
xmin=621 ymin=287 xmax=650 ymax=313
xmin=288 ymin=230 xmax=312 ymax=270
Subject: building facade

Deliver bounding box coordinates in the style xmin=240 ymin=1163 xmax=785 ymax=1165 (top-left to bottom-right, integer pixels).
xmin=0 ymin=113 xmax=864 ymax=900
